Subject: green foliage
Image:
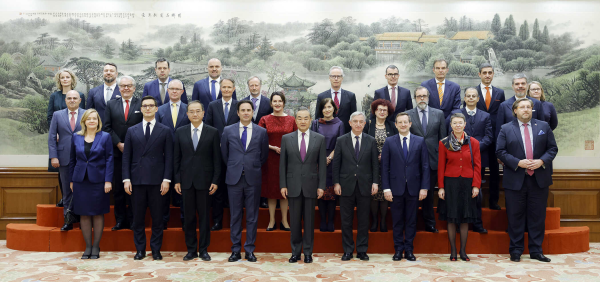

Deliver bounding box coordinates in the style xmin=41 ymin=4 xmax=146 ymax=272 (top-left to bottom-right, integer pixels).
xmin=0 ymin=95 xmax=11 ymax=107
xmin=582 ymin=55 xmax=600 ymax=72
xmin=10 ymin=48 xmax=45 ymax=85
xmin=448 ymin=61 xmax=478 ymax=77
xmin=518 ymin=21 xmax=529 ymax=41
xmin=0 ymin=68 xmax=8 ymax=85
xmin=471 ymin=56 xmax=487 ymax=68
xmin=19 ymin=95 xmax=48 ymax=134
xmin=0 ymin=53 xmax=14 ymax=71
xmin=257 ymin=36 xmax=275 ymax=60
xmin=503 ymin=57 xmax=535 ymax=72
xmin=548 ymin=45 xmax=600 ymax=76
xmin=65 ymin=57 xmax=105 ymax=92
xmin=537 ymin=69 xmax=600 ymax=114
xmin=532 ymin=19 xmax=541 ymax=40
xmin=491 ymin=14 xmax=502 ymax=35
xmin=101 ymin=44 xmax=115 ymax=59
xmin=120 ymin=39 xmax=141 ymax=61
xmin=49 ymin=46 xmax=70 ymax=64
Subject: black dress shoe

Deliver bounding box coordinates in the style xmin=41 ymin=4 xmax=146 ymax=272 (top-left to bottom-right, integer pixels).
xmin=357 ymin=252 xmax=369 ymax=261
xmin=473 ymin=227 xmax=488 ymax=234
xmin=319 ymin=221 xmax=327 ymax=232
xmin=245 ymin=252 xmax=257 ymax=262
xmin=56 ymin=199 xmax=64 ymax=207
xmin=211 ymin=222 xmax=222 ymax=231
xmin=341 ymin=253 xmax=353 ymax=261
xmin=280 ymin=222 xmax=291 ymax=231
xmin=199 ymin=252 xmax=211 ymax=261
xmin=152 ymin=251 xmax=162 ymax=260
xmin=228 ymin=252 xmax=241 ymax=262
xmin=424 ymin=226 xmax=438 ymax=233
xmin=392 ymin=250 xmax=403 ymax=261
xmin=530 ymin=253 xmax=551 ymax=262
xmin=289 ymin=255 xmax=300 ymax=263
xmin=81 ymin=253 xmax=91 ymax=259
xmin=370 ymin=219 xmax=378 ymax=232
xmin=260 ymin=201 xmax=269 ymax=209
xmin=266 ymin=224 xmax=276 ymax=231
xmin=183 ymin=252 xmax=198 ymax=261
xmin=134 ymin=251 xmax=146 ymax=260
xmin=489 ymin=203 xmax=502 ymax=210
xmin=304 ymin=254 xmax=313 ymax=263
xmin=61 ymin=223 xmax=73 ymax=231
xmin=510 ymin=253 xmax=521 ymax=262
xmin=459 ymin=252 xmax=470 ymax=261
xmin=404 ymin=251 xmax=416 ymax=261
xmin=90 ymin=248 xmax=100 ymax=259
xmin=380 ymin=221 xmax=388 ymax=232
xmin=112 ymin=222 xmax=130 ymax=231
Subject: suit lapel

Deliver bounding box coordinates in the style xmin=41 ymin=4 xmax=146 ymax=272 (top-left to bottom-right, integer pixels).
xmin=407 ymin=134 xmax=416 ymax=161
xmin=384 ymin=87 xmax=390 ymax=101
xmin=476 ymin=85 xmax=487 ymax=110
xmin=90 ymin=131 xmax=102 ymax=153
xmin=204 ymin=78 xmax=213 ymax=101
xmin=176 ymin=104 xmax=186 ymax=128
xmin=76 ymin=108 xmax=84 ymax=132
xmin=394 ymin=135 xmax=405 ymax=161
xmin=227 ymin=101 xmax=237 ymax=124
xmin=216 ymin=99 xmax=225 ymax=124
xmin=305 ymin=131 xmax=318 ymax=163
xmin=357 ymin=133 xmax=367 ymax=162
xmin=195 ymin=125 xmax=209 ymax=154
xmin=511 ymin=121 xmax=526 ymax=156
xmin=165 ymin=104 xmax=175 ymax=128
xmin=61 ymin=109 xmax=71 ymax=133
xmin=77 ymin=135 xmax=88 ymax=161
xmin=531 ymin=120 xmax=539 ymax=154
xmin=112 ymin=86 xmax=120 ymax=100
xmin=143 ymin=124 xmax=160 ymax=155
xmin=411 ymin=110 xmax=424 ymax=136
xmin=126 ymin=97 xmax=138 ymax=122
xmin=292 ymin=131 xmax=302 ymax=162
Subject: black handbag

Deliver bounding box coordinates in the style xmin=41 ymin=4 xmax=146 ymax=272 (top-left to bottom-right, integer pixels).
xmin=64 ymin=195 xmax=79 ymax=225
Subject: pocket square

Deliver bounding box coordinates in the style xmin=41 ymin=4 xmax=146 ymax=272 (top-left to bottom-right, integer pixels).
xmin=538 ymin=130 xmax=545 ymax=135
xmin=135 ymin=110 xmax=140 ymax=113
xmin=116 ymin=95 xmax=121 ymax=98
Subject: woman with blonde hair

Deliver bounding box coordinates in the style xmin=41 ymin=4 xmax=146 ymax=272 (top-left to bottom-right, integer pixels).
xmin=526 ymin=81 xmax=558 ymax=130
xmin=47 ymin=69 xmax=86 ymax=126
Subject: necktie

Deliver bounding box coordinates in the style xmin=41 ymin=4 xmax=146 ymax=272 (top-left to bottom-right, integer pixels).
xmin=300 ymin=132 xmax=306 ymax=161
xmin=402 ymin=136 xmax=408 ymax=159
xmin=145 ymin=122 xmax=151 ymax=141
xmin=192 ymin=128 xmax=199 ymax=150
xmin=70 ymin=111 xmax=76 ymax=131
xmin=524 ymin=124 xmax=534 ymax=176
xmin=241 ymin=126 xmax=248 ymax=152
xmin=438 ymin=82 xmax=444 ymax=104
xmin=485 ymin=86 xmax=491 ymax=110
xmin=355 ymin=136 xmax=360 ymax=159
xmin=421 ymin=109 xmax=427 ymax=134
xmin=105 ymin=87 xmax=112 ymax=103
xmin=160 ymin=82 xmax=166 ymax=103
xmin=171 ymin=103 xmax=178 ymax=127
xmin=224 ymin=102 xmax=229 ymax=123
xmin=124 ymin=100 xmax=130 ymax=121
xmin=390 ymin=87 xmax=396 ymax=106
xmin=334 ymin=91 xmax=340 ymax=108
xmin=211 ymin=80 xmax=217 ymax=100
xmin=251 ymin=97 xmax=258 ymax=119
xmin=468 ymin=110 xmax=475 ymax=116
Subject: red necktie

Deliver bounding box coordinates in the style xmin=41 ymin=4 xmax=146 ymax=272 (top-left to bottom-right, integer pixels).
xmin=70 ymin=112 xmax=76 ymax=131
xmin=391 ymin=87 xmax=396 ymax=106
xmin=124 ymin=100 xmax=130 ymax=121
xmin=524 ymin=123 xmax=534 ymax=176
xmin=333 ymin=92 xmax=340 ymax=109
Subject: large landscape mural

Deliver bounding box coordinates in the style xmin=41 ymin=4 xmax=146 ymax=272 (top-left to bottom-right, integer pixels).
xmin=0 ymin=1 xmax=598 ymax=168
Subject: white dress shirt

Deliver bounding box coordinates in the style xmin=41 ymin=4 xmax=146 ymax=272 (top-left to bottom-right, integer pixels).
xmin=480 ymin=84 xmax=493 ymax=102
xmin=222 ymin=97 xmax=233 ymax=114
xmin=384 ymin=132 xmax=410 ymax=192
xmin=417 ymin=106 xmax=430 ymax=125
xmin=298 ymin=129 xmax=310 ymax=151
xmin=330 ymin=88 xmax=342 ymax=104
xmin=387 ymin=85 xmax=399 ymax=107
xmin=210 ymin=77 xmax=221 ymax=100
xmin=122 ymin=98 xmax=133 ymax=113
xmin=68 ymin=109 xmax=79 ymax=128
xmin=104 ymin=83 xmax=117 ymax=103
xmin=351 ymin=131 xmax=362 ymax=149
xmin=249 ymin=94 xmax=261 ymax=120
xmin=465 ymin=107 xmax=477 ymax=116
xmin=518 ymin=119 xmax=534 ymax=152
xmin=435 ymin=79 xmax=446 ymax=94
xmin=191 ymin=122 xmax=204 ymax=139
xmin=124 ymin=118 xmax=170 ymax=183
xmin=240 ymin=122 xmax=253 ymax=149
xmin=158 ymin=77 xmax=170 ymax=94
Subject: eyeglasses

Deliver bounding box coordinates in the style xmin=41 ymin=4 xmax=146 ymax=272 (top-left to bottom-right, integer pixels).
xmin=386 ymin=73 xmax=399 ymax=77
xmin=465 ymin=95 xmax=478 ymax=98
xmin=415 ymin=95 xmax=428 ymax=100
xmin=329 ymin=75 xmax=343 ymax=79
xmin=120 ymin=84 xmax=134 ymax=89
xmin=529 ymin=88 xmax=542 ymax=92
xmin=141 ymin=105 xmax=156 ymax=109
xmin=378 ymin=109 xmax=388 ymax=113
xmin=168 ymin=88 xmax=183 ymax=91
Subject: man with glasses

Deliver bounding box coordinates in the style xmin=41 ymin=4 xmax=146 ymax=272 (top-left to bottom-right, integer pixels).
xmin=420 ymin=59 xmax=461 ymax=119
xmin=242 ymin=76 xmax=272 ymax=124
xmin=315 ymin=66 xmax=357 ymax=133
xmin=104 ymin=76 xmax=143 ymax=231
xmin=374 ymin=65 xmax=413 ymax=123
xmin=143 ymin=58 xmax=189 ymax=106
xmin=87 ymin=63 xmax=121 ymax=124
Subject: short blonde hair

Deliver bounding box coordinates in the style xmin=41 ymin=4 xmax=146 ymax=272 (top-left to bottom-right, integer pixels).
xmin=77 ymin=109 xmax=102 ymax=135
xmin=54 ymin=69 xmax=78 ymax=91
xmin=526 ymin=81 xmax=546 ymax=102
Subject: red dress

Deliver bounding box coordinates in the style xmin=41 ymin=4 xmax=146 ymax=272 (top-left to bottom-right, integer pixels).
xmin=258 ymin=114 xmax=298 ymax=199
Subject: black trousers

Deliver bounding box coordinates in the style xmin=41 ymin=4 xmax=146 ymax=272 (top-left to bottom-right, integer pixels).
xmin=211 ymin=164 xmax=228 ymax=224
xmin=488 ymin=146 xmax=501 ymax=205
xmin=113 ymin=157 xmax=133 ymax=225
xmin=340 ymin=184 xmax=370 ymax=253
xmin=473 ymin=169 xmax=485 ymax=230
xmin=419 ymin=168 xmax=437 ymax=227
xmin=504 ymin=174 xmax=548 ymax=255
xmin=132 ymin=184 xmax=164 ymax=252
xmin=390 ymin=192 xmax=419 ymax=252
xmin=289 ymin=193 xmax=316 ymax=256
xmin=182 ymin=186 xmax=210 ymax=254
xmin=163 ymin=182 xmax=183 ymax=227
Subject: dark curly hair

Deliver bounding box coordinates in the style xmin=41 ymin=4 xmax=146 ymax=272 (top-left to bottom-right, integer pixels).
xmin=370 ymin=99 xmax=395 ymax=116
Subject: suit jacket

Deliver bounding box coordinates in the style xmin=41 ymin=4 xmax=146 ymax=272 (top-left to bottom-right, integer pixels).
xmin=541 ymin=101 xmax=558 ymax=131
xmin=421 ymin=78 xmax=461 ymax=118
xmin=47 ymin=90 xmax=86 ymax=127
xmin=406 ymin=107 xmax=447 ymax=170
xmin=363 ymin=117 xmax=398 ymax=137
xmin=69 ymin=131 xmax=114 ymax=183
xmin=122 ymin=121 xmax=173 ymax=185
xmin=155 ymin=102 xmax=190 ymax=138
xmin=496 ymin=96 xmax=545 ymax=138
xmin=473 ymin=84 xmax=505 ymax=138
xmin=103 ymin=97 xmax=143 ymax=159
xmin=48 ymin=108 xmax=84 ymax=166
xmin=332 ymin=132 xmax=379 ymax=197
xmin=173 ymin=124 xmax=222 ymax=190
xmin=204 ymin=99 xmax=240 ymax=137
xmin=191 ymin=77 xmax=237 ymax=113
xmin=86 ymin=84 xmax=120 ymax=124
xmin=446 ymin=108 xmax=493 ymax=167
xmin=373 ymin=86 xmax=413 ymax=123
xmin=221 ymin=122 xmax=269 ymax=186
xmin=242 ymin=95 xmax=273 ymax=124
xmin=315 ymin=89 xmax=357 ymax=133
xmin=496 ymin=119 xmax=557 ymax=190
xmin=142 ymin=78 xmax=189 ymax=106
xmin=381 ymin=134 xmax=430 ymax=196
xmin=279 ymin=130 xmax=327 ymax=198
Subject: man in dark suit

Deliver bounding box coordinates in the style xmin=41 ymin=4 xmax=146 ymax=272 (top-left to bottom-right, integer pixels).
xmin=280 ymin=106 xmax=327 ymax=264
xmin=315 ymin=66 xmax=357 ymax=133
xmin=191 ymin=58 xmax=237 ymax=111
xmin=448 ymin=87 xmax=493 ymax=233
xmin=155 ymin=79 xmax=190 ymax=229
xmin=496 ymin=73 xmax=545 ymax=138
xmin=332 ymin=111 xmax=379 ymax=261
xmin=373 ymin=65 xmax=413 ymax=123
xmin=122 ymin=96 xmax=173 ymax=261
xmin=103 ymin=76 xmax=143 ymax=231
xmin=87 ymin=63 xmax=120 ymax=124
xmin=204 ymin=78 xmax=240 ymax=231
xmin=473 ymin=63 xmax=505 ymax=210
xmin=381 ymin=112 xmax=430 ymax=261
xmin=142 ymin=58 xmax=189 ymax=106
xmin=496 ymin=98 xmax=557 ymax=263
xmin=421 ymin=59 xmax=461 ymax=118
xmin=48 ymin=90 xmax=84 ymax=231
xmin=173 ymin=101 xmax=221 ymax=262
xmin=406 ymin=86 xmax=447 ymax=233
xmin=221 ymin=100 xmax=269 ymax=262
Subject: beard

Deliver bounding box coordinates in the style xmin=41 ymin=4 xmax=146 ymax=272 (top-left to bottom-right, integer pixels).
xmin=417 ymin=102 xmax=428 ymax=110
xmin=104 ymin=76 xmax=115 ymax=84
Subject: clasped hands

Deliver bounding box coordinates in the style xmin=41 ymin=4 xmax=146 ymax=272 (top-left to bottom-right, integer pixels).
xmin=518 ymin=159 xmax=544 ymax=170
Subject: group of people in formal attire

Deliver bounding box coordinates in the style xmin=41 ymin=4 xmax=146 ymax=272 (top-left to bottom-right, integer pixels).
xmin=47 ymin=57 xmax=557 ymax=263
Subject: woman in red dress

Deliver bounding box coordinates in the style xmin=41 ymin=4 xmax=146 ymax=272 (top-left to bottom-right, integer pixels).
xmin=258 ymin=92 xmax=297 ymax=231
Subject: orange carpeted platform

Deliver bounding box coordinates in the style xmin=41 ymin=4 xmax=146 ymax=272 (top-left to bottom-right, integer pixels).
xmin=7 ymin=205 xmax=588 ymax=254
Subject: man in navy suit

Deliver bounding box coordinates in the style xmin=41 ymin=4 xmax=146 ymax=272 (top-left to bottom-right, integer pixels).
xmin=191 ymin=58 xmax=237 ymax=111
xmin=421 ymin=59 xmax=461 ymax=119
xmin=122 ymin=96 xmax=173 ymax=261
xmin=473 ymin=63 xmax=505 ymax=210
xmin=48 ymin=90 xmax=84 ymax=231
xmin=447 ymin=87 xmax=493 ymax=233
xmin=142 ymin=58 xmax=189 ymax=106
xmin=496 ymin=73 xmax=545 ymax=138
xmin=496 ymin=98 xmax=557 ymax=263
xmin=87 ymin=63 xmax=120 ymax=124
xmin=204 ymin=78 xmax=240 ymax=230
xmin=221 ymin=100 xmax=269 ymax=262
xmin=373 ymin=65 xmax=413 ymax=123
xmin=315 ymin=66 xmax=357 ymax=133
xmin=155 ymin=79 xmax=190 ymax=229
xmin=381 ymin=112 xmax=430 ymax=261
